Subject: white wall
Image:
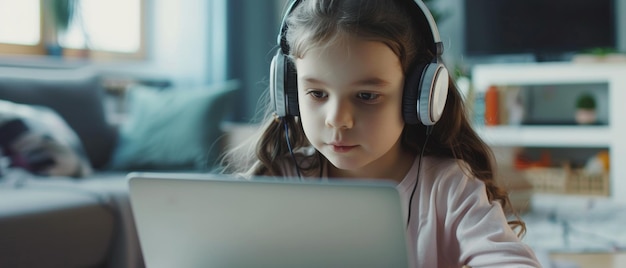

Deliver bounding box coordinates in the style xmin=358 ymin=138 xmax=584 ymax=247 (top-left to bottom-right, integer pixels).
xmin=97 ymin=0 xmax=226 ymax=88
xmin=145 ymin=0 xmax=210 ymax=86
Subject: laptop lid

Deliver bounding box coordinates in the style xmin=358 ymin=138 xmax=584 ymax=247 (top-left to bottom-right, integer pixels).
xmin=128 ymin=172 xmax=409 ymax=268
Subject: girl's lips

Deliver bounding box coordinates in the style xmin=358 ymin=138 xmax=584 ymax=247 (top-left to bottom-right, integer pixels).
xmin=331 ymin=145 xmax=357 ymax=153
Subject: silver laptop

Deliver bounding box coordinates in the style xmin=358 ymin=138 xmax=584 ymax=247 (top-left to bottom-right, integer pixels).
xmin=128 ymin=172 xmax=409 ymax=268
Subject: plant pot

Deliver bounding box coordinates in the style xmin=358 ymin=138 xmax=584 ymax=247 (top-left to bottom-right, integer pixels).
xmin=575 ymin=109 xmax=597 ymax=125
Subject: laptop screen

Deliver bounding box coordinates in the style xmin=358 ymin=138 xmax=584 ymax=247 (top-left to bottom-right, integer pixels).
xmin=128 ymin=173 xmax=409 ymax=268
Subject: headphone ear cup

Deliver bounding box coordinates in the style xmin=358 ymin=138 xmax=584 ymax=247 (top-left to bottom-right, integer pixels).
xmin=419 ymin=63 xmax=448 ymax=125
xmin=270 ymin=51 xmax=287 ymax=117
xmin=285 ymin=60 xmax=300 ymax=116
xmin=402 ymin=63 xmax=426 ymax=125
xmin=270 ymin=51 xmax=299 ymax=117
xmin=402 ymin=62 xmax=449 ymax=126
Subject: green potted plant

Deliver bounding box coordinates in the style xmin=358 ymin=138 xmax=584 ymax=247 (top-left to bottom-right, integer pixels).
xmin=575 ymin=93 xmax=597 ymax=124
xmin=43 ymin=0 xmax=77 ymax=56
xmin=573 ymin=47 xmax=626 ymax=63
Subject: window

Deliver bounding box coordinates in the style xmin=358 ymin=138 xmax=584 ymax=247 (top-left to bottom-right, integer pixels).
xmin=0 ymin=0 xmax=40 ymax=45
xmin=0 ymin=0 xmax=144 ymax=60
xmin=0 ymin=0 xmax=44 ymax=55
xmin=62 ymin=0 xmax=142 ymax=53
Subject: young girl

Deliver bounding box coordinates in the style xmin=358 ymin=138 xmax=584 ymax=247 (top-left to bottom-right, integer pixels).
xmin=223 ymin=0 xmax=540 ymax=267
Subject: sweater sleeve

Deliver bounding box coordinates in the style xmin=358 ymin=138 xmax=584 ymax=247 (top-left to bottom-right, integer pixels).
xmin=437 ymin=169 xmax=541 ymax=267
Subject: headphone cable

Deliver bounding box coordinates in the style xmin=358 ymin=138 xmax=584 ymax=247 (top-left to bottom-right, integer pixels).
xmin=283 ymin=119 xmax=302 ymax=180
xmin=407 ymin=125 xmax=433 ymax=227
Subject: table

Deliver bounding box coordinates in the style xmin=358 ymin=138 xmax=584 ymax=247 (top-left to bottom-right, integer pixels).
xmin=550 ymin=252 xmax=626 ymax=268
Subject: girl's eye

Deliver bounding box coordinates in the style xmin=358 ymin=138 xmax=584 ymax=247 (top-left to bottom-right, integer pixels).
xmin=357 ymin=92 xmax=380 ymax=101
xmin=307 ymin=90 xmax=327 ymax=99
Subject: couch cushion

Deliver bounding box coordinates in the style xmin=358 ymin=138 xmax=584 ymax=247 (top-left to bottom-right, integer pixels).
xmin=0 ymin=187 xmax=115 ymax=268
xmin=0 ymin=67 xmax=117 ymax=169
xmin=109 ymin=80 xmax=239 ymax=171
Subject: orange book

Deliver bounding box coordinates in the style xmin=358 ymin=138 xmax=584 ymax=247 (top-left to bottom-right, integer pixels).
xmin=484 ymin=85 xmax=499 ymax=125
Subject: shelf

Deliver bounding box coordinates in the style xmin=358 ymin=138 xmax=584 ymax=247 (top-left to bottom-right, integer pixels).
xmin=475 ymin=125 xmax=611 ymax=147
xmin=471 ymin=62 xmax=626 ymax=203
xmin=472 ymin=63 xmax=626 ymax=93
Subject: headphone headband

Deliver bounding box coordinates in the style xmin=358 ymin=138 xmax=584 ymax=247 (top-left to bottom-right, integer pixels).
xmin=277 ymin=0 xmax=443 ymax=56
xmin=412 ymin=0 xmax=443 ymax=55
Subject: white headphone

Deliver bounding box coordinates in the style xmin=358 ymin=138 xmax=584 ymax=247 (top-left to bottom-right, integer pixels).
xmin=270 ymin=0 xmax=448 ymax=126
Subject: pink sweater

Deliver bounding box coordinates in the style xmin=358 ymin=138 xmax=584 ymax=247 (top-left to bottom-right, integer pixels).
xmin=278 ymin=154 xmax=540 ymax=267
xmin=397 ymin=156 xmax=539 ymax=267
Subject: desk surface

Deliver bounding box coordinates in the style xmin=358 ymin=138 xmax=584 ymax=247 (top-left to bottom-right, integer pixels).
xmin=550 ymin=252 xmax=626 ymax=268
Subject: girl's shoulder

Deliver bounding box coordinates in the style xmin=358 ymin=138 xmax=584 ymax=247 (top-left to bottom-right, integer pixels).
xmin=419 ymin=156 xmax=484 ymax=196
xmin=416 ymin=157 xmax=494 ymax=219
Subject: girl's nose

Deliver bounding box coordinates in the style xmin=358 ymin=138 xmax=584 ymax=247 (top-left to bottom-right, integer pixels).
xmin=325 ymin=99 xmax=354 ymax=129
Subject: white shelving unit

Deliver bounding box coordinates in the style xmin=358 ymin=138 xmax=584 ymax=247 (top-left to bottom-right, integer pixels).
xmin=476 ymin=126 xmax=611 ymax=148
xmin=472 ymin=62 xmax=626 ymax=203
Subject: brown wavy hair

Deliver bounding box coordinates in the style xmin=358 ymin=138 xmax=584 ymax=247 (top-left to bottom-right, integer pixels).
xmin=220 ymin=0 xmax=525 ymax=236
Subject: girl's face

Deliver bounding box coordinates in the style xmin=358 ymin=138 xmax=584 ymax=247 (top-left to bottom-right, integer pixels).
xmin=295 ymin=37 xmax=411 ymax=179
